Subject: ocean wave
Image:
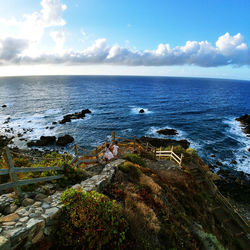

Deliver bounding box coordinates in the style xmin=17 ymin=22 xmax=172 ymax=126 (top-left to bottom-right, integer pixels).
xmin=222 ymin=117 xmax=250 ymax=173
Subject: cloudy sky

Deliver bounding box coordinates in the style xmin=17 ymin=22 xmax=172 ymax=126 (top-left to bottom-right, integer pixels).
xmin=0 ymin=0 xmax=250 ymax=79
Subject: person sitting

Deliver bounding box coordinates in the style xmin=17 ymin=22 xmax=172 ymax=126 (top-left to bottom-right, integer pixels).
xmin=103 ymin=143 xmax=114 ymax=163
xmin=111 ymin=141 xmax=120 ymax=158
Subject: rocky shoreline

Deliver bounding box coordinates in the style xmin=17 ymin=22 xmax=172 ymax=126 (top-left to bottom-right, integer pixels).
xmin=236 ymin=113 xmax=250 ymax=137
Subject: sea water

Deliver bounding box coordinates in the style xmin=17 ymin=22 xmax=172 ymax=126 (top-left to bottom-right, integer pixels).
xmin=0 ymin=75 xmax=249 ymax=173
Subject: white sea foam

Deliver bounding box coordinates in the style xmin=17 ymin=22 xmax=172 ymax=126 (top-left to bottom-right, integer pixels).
xmin=44 ymin=109 xmax=61 ymax=115
xmin=222 ymin=117 xmax=250 ymax=174
xmin=130 ymin=106 xmax=153 ymax=115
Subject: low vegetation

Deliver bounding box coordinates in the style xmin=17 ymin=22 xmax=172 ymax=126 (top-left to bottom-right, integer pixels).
xmin=54 ymin=188 xmax=128 ymax=249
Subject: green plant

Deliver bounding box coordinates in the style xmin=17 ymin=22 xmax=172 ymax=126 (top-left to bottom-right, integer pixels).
xmin=119 ymin=162 xmax=142 ymax=181
xmin=186 ymin=147 xmax=198 ymax=157
xmin=55 ymin=188 xmax=128 ymax=249
xmin=124 ymin=153 xmax=145 ymax=166
xmin=13 ymin=157 xmax=32 ymax=168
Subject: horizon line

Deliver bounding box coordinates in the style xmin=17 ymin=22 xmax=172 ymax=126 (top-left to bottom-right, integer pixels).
xmin=0 ymin=73 xmax=249 ymax=82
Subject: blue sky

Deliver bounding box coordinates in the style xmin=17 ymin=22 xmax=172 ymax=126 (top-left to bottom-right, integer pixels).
xmin=0 ymin=0 xmax=250 ymax=79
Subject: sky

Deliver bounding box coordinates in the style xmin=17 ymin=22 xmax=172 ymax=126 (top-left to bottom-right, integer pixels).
xmin=0 ymin=0 xmax=250 ymax=80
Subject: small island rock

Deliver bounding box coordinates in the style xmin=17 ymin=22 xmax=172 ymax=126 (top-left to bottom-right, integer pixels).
xmin=139 ymin=109 xmax=144 ymax=113
xmin=27 ymin=136 xmax=56 ymax=147
xmin=56 ymin=135 xmax=74 ymax=146
xmin=157 ymin=128 xmax=178 ymax=136
xmin=59 ymin=109 xmax=92 ymax=124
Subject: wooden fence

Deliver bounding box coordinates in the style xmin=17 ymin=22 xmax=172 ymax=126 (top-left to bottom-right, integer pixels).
xmin=0 ymin=147 xmax=64 ymax=198
xmin=71 ymin=132 xmax=184 ymax=168
xmin=156 ymin=146 xmax=183 ymax=167
xmin=70 ymin=144 xmax=104 ymax=167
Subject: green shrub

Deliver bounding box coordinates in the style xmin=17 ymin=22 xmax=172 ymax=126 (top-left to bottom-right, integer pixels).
xmin=56 ymin=188 xmax=128 ymax=249
xmin=124 ymin=153 xmax=145 ymax=166
xmin=13 ymin=157 xmax=32 ymax=168
xmin=119 ymin=162 xmax=142 ymax=181
xmin=186 ymin=148 xmax=198 ymax=157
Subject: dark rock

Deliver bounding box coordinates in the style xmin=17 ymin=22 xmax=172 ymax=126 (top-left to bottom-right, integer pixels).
xmin=56 ymin=135 xmax=74 ymax=146
xmin=216 ymin=161 xmax=223 ymax=167
xmin=2 ymin=104 xmax=7 ymax=108
xmin=231 ymin=160 xmax=237 ymax=165
xmin=17 ymin=133 xmax=22 ymax=137
xmin=210 ymin=154 xmax=216 ymax=158
xmin=49 ymin=127 xmax=54 ymax=129
xmin=52 ymin=121 xmax=57 ymax=125
xmin=27 ymin=136 xmax=56 ymax=147
xmin=236 ymin=114 xmax=250 ymax=136
xmin=248 ymin=148 xmax=250 ymax=152
xmin=3 ymin=117 xmax=10 ymax=124
xmin=0 ymin=135 xmax=13 ymax=150
xmin=217 ymin=168 xmax=230 ymax=177
xmin=215 ymin=170 xmax=250 ymax=204
xmin=157 ymin=128 xmax=178 ymax=135
xmin=45 ymin=126 xmax=49 ymax=129
xmin=59 ymin=109 xmax=91 ymax=124
xmin=139 ymin=109 xmax=144 ymax=113
xmin=139 ymin=136 xmax=190 ymax=149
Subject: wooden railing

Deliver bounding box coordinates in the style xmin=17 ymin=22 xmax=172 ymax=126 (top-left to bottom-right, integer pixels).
xmin=0 ymin=147 xmax=64 ymax=198
xmin=70 ymin=144 xmax=105 ymax=167
xmin=156 ymin=146 xmax=183 ymax=167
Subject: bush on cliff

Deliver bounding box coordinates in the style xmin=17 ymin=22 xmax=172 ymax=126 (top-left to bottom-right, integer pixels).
xmin=55 ymin=188 xmax=128 ymax=249
xmin=124 ymin=153 xmax=145 ymax=166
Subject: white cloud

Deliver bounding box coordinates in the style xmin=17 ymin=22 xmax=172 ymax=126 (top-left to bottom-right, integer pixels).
xmin=0 ymin=4 xmax=250 ymax=71
xmin=20 ymin=0 xmax=67 ymax=42
xmin=0 ymin=37 xmax=29 ymax=62
xmin=50 ymin=30 xmax=65 ymax=50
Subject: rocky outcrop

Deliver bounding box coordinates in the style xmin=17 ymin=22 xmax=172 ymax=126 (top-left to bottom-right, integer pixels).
xmin=0 ymin=135 xmax=13 ymax=151
xmin=236 ymin=114 xmax=250 ymax=136
xmin=140 ymin=136 xmax=190 ymax=149
xmin=3 ymin=118 xmax=10 ymax=124
xmin=2 ymin=105 xmax=7 ymax=108
xmin=56 ymin=135 xmax=74 ymax=147
xmin=59 ymin=109 xmax=91 ymax=124
xmin=27 ymin=134 xmax=74 ymax=147
xmin=27 ymin=136 xmax=56 ymax=147
xmin=157 ymin=128 xmax=178 ymax=135
xmin=139 ymin=109 xmax=144 ymax=114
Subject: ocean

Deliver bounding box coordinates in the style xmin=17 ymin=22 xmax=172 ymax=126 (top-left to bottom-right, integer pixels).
xmin=0 ymin=75 xmax=249 ymax=174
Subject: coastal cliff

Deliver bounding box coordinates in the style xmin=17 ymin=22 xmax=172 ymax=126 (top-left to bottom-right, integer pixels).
xmin=0 ymin=138 xmax=249 ymax=249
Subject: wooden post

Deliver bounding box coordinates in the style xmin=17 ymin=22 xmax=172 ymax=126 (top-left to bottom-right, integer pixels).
xmin=159 ymin=147 xmax=162 ymax=159
xmin=95 ymin=148 xmax=98 ymax=162
xmin=133 ymin=136 xmax=136 ymax=151
xmin=180 ymin=153 xmax=184 ymax=167
xmin=170 ymin=146 xmax=174 ymax=161
xmin=146 ymin=142 xmax=149 ymax=151
xmin=3 ymin=147 xmax=22 ymax=198
xmin=74 ymin=144 xmax=79 ymax=167
xmin=112 ymin=131 xmax=116 ymax=144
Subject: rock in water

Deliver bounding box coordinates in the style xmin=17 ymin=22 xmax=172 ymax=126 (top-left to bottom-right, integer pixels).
xmin=236 ymin=114 xmax=250 ymax=136
xmin=139 ymin=109 xmax=144 ymax=113
xmin=59 ymin=109 xmax=92 ymax=124
xmin=56 ymin=135 xmax=74 ymax=146
xmin=157 ymin=128 xmax=178 ymax=135
xmin=27 ymin=136 xmax=56 ymax=147
xmin=140 ymin=136 xmax=190 ymax=149
xmin=2 ymin=104 xmax=7 ymax=108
